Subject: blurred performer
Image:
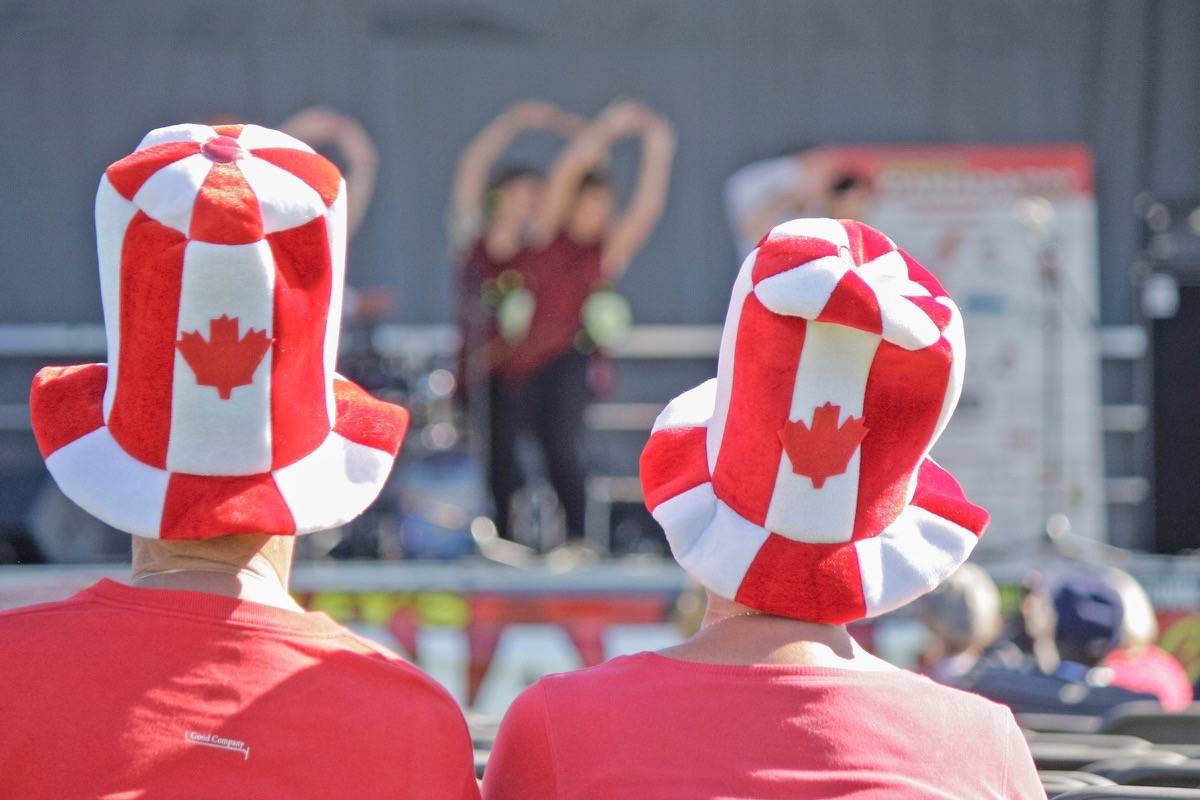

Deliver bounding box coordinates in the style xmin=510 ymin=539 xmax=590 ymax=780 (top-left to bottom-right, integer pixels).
xmin=0 ymin=124 xmax=478 ymax=798
xmin=449 ymin=100 xmax=586 ymax=548
xmin=454 ymin=99 xmax=675 ymax=548
xmin=511 ymin=99 xmax=674 ymax=549
xmin=724 ymin=149 xmax=874 ymax=258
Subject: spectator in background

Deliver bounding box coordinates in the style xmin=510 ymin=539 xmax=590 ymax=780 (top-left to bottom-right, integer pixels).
xmin=1050 ymin=572 xmax=1126 ymax=678
xmin=918 ymin=562 xmax=1004 ymax=683
xmin=959 ymin=570 xmax=1158 ymax=715
xmin=1100 ymin=567 xmax=1194 ymax=712
xmin=1008 ymin=570 xmax=1063 ymax=675
xmin=0 ymin=124 xmax=478 ymax=799
xmin=483 ymin=219 xmax=1041 ymax=799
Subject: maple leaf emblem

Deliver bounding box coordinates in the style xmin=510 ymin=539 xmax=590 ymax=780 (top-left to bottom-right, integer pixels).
xmin=176 ymin=315 xmax=273 ymax=400
xmin=778 ymin=403 xmax=870 ymax=489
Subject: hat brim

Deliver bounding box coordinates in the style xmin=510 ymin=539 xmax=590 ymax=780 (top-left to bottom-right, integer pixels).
xmin=640 ymin=379 xmax=988 ymax=624
xmin=31 ymin=363 xmax=409 ymax=539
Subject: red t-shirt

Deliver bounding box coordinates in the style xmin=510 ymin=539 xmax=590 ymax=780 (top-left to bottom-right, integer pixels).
xmin=464 ymin=234 xmax=603 ymax=382
xmin=482 ymin=652 xmax=1042 ymax=800
xmin=0 ymin=580 xmax=480 ymax=800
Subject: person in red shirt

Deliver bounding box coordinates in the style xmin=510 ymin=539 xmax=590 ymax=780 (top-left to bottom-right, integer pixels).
xmin=3 ymin=122 xmax=479 ymax=799
xmin=451 ymin=99 xmax=676 ymax=550
xmin=0 ymin=539 xmax=479 ymax=799
xmin=483 ymin=218 xmax=1043 ymax=799
xmin=449 ymin=100 xmax=584 ymax=549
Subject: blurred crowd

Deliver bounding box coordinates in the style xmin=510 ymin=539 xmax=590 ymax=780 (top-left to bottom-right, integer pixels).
xmin=918 ymin=562 xmax=1195 ymax=714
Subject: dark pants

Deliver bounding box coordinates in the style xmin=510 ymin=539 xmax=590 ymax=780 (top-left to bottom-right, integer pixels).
xmin=489 ymin=353 xmax=590 ymax=542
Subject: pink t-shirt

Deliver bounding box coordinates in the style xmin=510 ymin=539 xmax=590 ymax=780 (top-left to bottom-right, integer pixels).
xmin=1103 ymin=645 xmax=1195 ymax=712
xmin=483 ymin=651 xmax=1042 ymax=799
xmin=0 ymin=580 xmax=480 ymax=800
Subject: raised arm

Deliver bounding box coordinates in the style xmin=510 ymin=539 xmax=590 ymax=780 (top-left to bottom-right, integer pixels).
xmin=601 ymin=108 xmax=676 ymax=278
xmin=450 ymin=100 xmax=584 ymax=250
xmin=280 ymin=107 xmax=379 ymax=237
xmin=528 ymin=99 xmax=647 ymax=248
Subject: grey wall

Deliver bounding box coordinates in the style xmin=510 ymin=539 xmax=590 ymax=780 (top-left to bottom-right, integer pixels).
xmin=3 ymin=0 xmax=1198 ymax=327
xmin=1 ymin=0 xmax=1198 ymax=544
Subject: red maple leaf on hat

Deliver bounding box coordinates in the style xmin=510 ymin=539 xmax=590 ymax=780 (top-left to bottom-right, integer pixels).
xmin=778 ymin=403 xmax=870 ymax=489
xmin=176 ymin=315 xmax=272 ymax=400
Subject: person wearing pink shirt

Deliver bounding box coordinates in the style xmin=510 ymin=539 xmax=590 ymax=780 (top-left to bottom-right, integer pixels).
xmin=1097 ymin=566 xmax=1194 ymax=712
xmin=483 ymin=218 xmax=1042 ymax=799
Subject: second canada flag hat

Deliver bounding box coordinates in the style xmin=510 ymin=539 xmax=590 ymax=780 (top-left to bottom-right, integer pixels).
xmin=30 ymin=123 xmax=409 ymax=540
xmin=640 ymin=218 xmax=988 ymax=624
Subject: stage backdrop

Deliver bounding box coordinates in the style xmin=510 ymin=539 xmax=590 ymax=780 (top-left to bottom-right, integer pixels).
xmin=725 ymin=145 xmax=1104 ymax=551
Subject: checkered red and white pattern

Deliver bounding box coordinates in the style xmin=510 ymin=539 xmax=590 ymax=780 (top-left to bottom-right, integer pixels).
xmin=640 ymin=219 xmax=988 ymax=623
xmin=30 ymin=123 xmax=409 ymax=539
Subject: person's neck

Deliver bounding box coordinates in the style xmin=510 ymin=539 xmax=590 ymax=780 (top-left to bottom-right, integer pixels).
xmin=129 ymin=536 xmax=301 ymax=612
xmin=658 ymin=597 xmax=896 ymax=672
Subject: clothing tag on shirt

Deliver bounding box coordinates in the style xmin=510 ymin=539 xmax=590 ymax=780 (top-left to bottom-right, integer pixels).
xmin=185 ymin=731 xmax=250 ymax=761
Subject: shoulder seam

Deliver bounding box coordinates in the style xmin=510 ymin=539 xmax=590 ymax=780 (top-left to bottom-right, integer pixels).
xmin=84 ymin=592 xmax=354 ymax=639
xmin=0 ymin=598 xmax=100 ymax=620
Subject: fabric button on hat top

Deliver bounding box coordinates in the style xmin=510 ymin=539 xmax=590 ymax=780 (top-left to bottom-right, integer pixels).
xmin=640 ymin=218 xmax=988 ymax=624
xmin=30 ymin=123 xmax=409 ymax=540
xmin=200 ymin=135 xmax=245 ymax=163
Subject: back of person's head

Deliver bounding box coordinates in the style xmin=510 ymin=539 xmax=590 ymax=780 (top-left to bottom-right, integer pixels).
xmin=29 ymin=122 xmax=410 ymax=553
xmin=919 ymin=562 xmax=1002 ymax=656
xmin=1049 ymin=572 xmax=1124 ymax=667
xmin=640 ymin=218 xmax=987 ymax=627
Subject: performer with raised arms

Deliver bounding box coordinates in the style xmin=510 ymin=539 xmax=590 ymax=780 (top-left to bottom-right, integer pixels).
xmin=452 ymin=98 xmax=675 ymax=553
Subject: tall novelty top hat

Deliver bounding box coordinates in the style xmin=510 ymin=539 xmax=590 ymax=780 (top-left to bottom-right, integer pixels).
xmin=30 ymin=123 xmax=409 ymax=539
xmin=640 ymin=218 xmax=988 ymax=623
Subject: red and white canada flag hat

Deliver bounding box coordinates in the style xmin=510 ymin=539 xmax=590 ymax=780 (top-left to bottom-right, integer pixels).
xmin=29 ymin=123 xmax=409 ymax=539
xmin=640 ymin=219 xmax=989 ymax=623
